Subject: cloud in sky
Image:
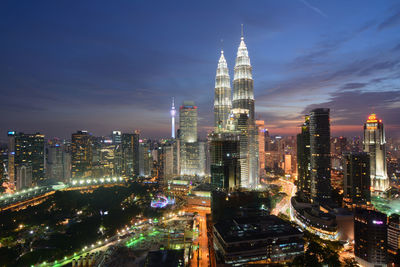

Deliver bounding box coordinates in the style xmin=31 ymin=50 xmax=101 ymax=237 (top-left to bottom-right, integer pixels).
xmin=1 ymin=0 xmax=400 ymax=141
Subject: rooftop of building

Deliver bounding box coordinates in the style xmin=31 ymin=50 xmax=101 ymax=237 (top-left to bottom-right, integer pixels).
xmin=355 ymin=208 xmax=387 ymax=221
xmin=214 ymin=215 xmax=302 ymax=243
xmin=192 ymin=183 xmax=213 ymax=192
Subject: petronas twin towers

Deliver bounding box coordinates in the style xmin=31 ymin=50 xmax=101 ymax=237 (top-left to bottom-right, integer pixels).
xmin=214 ymin=35 xmax=255 ymax=130
xmin=213 ymin=32 xmax=258 ymax=189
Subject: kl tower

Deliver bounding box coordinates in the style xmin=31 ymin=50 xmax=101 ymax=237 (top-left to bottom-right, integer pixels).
xmin=170 ymin=97 xmax=176 ymax=139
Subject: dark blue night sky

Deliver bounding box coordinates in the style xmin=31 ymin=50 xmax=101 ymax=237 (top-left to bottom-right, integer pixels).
xmin=1 ymin=0 xmax=400 ymax=140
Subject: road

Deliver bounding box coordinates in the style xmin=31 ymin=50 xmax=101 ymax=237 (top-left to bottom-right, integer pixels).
xmin=184 ymin=206 xmax=210 ymax=267
xmin=270 ymin=178 xmax=296 ymax=216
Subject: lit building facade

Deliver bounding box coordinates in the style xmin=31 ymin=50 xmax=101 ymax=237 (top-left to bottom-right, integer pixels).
xmin=179 ymin=101 xmax=197 ymax=143
xmin=297 ymin=115 xmax=311 ymax=200
xmin=121 ymin=132 xmax=140 ymax=177
xmin=179 ymin=142 xmax=200 ymax=176
xmin=231 ymin=34 xmax=258 ymax=188
xmin=214 ymin=50 xmax=231 ymax=131
xmin=363 ymin=113 xmax=389 ymax=193
xmin=46 ymin=141 xmax=71 ymax=183
xmin=388 ymin=214 xmax=400 ymax=261
xmin=309 ymin=108 xmax=331 ymax=203
xmin=179 ymin=101 xmax=201 ymax=176
xmin=8 ymin=131 xmax=45 ymax=187
xmin=112 ymin=130 xmax=122 ymax=145
xmin=71 ymin=130 xmax=92 ymax=178
xmin=256 ymin=120 xmax=266 ymax=177
xmin=232 ymin=35 xmax=254 ymax=120
xmin=16 ymin=164 xmax=32 ymax=190
xmin=354 ymin=209 xmax=387 ymax=267
xmin=162 ymin=140 xmax=180 ymax=181
xmin=343 ymin=152 xmax=370 ymax=207
xmin=213 ymin=216 xmax=304 ymax=265
xmin=209 ymin=132 xmax=241 ymax=190
xmin=139 ymin=139 xmax=152 ymax=177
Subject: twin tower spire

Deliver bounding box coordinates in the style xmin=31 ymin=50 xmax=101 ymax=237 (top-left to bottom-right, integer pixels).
xmin=214 ymin=30 xmax=254 ymax=131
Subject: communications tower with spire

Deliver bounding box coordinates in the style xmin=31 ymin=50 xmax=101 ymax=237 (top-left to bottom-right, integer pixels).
xmin=170 ymin=97 xmax=176 ymax=139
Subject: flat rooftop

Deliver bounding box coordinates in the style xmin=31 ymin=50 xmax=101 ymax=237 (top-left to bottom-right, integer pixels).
xmin=214 ymin=215 xmax=302 ymax=243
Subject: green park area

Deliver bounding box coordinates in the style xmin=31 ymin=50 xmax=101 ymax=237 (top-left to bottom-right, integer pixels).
xmin=0 ymin=181 xmax=162 ymax=266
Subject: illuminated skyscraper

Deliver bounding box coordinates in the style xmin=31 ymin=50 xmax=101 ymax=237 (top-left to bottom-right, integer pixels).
xmin=363 ymin=113 xmax=389 ymax=193
xmin=297 ymin=115 xmax=311 ymax=200
xmin=231 ymin=29 xmax=258 ymax=188
xmin=112 ymin=131 xmax=122 ymax=145
xmin=214 ymin=50 xmax=231 ymax=131
xmin=354 ymin=209 xmax=387 ymax=267
xmin=343 ymin=152 xmax=370 ymax=206
xmin=46 ymin=141 xmax=71 ymax=183
xmin=8 ymin=131 xmax=45 ymax=187
xmin=309 ymin=108 xmax=331 ymax=203
xmin=209 ymin=132 xmax=241 ymax=190
xmin=170 ymin=98 xmax=176 ymax=139
xmin=179 ymin=101 xmax=200 ymax=176
xmin=256 ymin=120 xmax=266 ymax=177
xmin=232 ymin=31 xmax=254 ymax=120
xmin=388 ymin=214 xmax=400 ymax=261
xmin=121 ymin=132 xmax=140 ymax=177
xmin=71 ymin=130 xmax=92 ymax=178
xmin=179 ymin=101 xmax=197 ymax=143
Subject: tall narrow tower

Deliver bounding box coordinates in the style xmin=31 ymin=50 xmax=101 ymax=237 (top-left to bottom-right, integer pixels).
xmin=170 ymin=97 xmax=176 ymax=139
xmin=231 ymin=27 xmax=258 ymax=188
xmin=309 ymin=108 xmax=331 ymax=203
xmin=214 ymin=50 xmax=231 ymax=131
xmin=232 ymin=27 xmax=254 ymax=120
xmin=363 ymin=113 xmax=389 ymax=193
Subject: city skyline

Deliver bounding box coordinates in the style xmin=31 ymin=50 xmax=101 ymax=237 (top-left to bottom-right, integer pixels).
xmin=1 ymin=1 xmax=400 ymax=141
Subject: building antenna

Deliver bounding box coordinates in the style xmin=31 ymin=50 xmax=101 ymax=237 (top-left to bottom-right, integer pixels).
xmin=241 ymin=24 xmax=244 ymax=39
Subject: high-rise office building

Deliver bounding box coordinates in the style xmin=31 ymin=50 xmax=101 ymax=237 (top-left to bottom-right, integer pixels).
xmin=98 ymin=139 xmax=115 ymax=177
xmin=214 ymin=50 xmax=231 ymax=131
xmin=235 ymin=113 xmax=249 ymax=186
xmin=139 ymin=139 xmax=152 ymax=177
xmin=256 ymin=120 xmax=266 ymax=177
xmin=8 ymin=131 xmax=45 ymax=187
xmin=198 ymin=140 xmax=207 ymax=177
xmin=162 ymin=140 xmax=180 ymax=181
xmin=121 ymin=132 xmax=140 ymax=177
xmin=363 ymin=113 xmax=389 ymax=193
xmin=0 ymin=144 xmax=7 ymax=181
xmin=179 ymin=101 xmax=197 ymax=143
xmin=180 ymin=142 xmax=200 ymax=176
xmin=231 ymin=32 xmax=258 ymax=188
xmin=71 ymin=130 xmax=92 ymax=178
xmin=46 ymin=141 xmax=71 ymax=183
xmin=354 ymin=209 xmax=387 ymax=267
xmin=309 ymin=108 xmax=331 ymax=203
xmin=179 ymin=101 xmax=201 ymax=176
xmin=16 ymin=164 xmax=32 ymax=190
xmin=232 ymin=33 xmax=254 ymax=121
xmin=388 ymin=214 xmax=400 ymax=261
xmin=343 ymin=152 xmax=370 ymax=207
xmin=112 ymin=131 xmax=122 ymax=145
xmin=297 ymin=115 xmax=311 ymax=200
xmin=209 ymin=132 xmax=241 ymax=190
